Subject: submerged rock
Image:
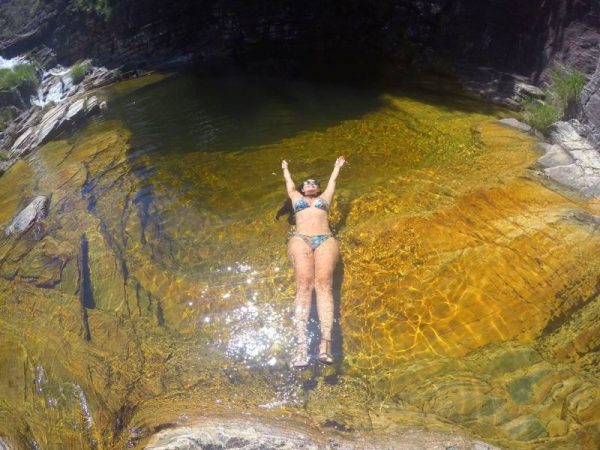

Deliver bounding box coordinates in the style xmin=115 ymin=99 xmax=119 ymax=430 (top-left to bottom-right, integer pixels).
xmin=500 ymin=415 xmax=548 ymax=441
xmin=4 ymin=195 xmax=49 ymax=237
xmin=0 ymin=437 xmax=14 ymax=450
xmin=144 ymin=416 xmax=499 ymax=450
xmin=498 ymin=118 xmax=532 ymax=133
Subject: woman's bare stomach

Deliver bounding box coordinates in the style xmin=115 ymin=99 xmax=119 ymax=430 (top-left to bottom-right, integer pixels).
xmin=294 ymin=218 xmax=332 ymax=235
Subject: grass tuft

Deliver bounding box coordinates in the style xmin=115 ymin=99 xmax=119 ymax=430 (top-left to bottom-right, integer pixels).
xmin=522 ymin=99 xmax=560 ymax=134
xmin=69 ymin=0 xmax=112 ymax=20
xmin=522 ymin=64 xmax=587 ymax=134
xmin=0 ymin=63 xmax=39 ymax=93
xmin=546 ymin=64 xmax=587 ymax=111
xmin=70 ymin=60 xmax=92 ymax=84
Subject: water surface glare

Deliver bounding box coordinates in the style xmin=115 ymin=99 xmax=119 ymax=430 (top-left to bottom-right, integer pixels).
xmin=0 ymin=74 xmax=599 ymax=449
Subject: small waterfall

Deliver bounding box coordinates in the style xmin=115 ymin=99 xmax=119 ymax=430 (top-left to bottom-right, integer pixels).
xmin=31 ymin=65 xmax=77 ymax=107
xmin=0 ymin=55 xmax=28 ymax=69
xmin=1 ymin=56 xmax=78 ymax=107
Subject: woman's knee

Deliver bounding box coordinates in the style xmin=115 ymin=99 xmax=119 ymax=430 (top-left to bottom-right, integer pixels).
xmin=296 ymin=277 xmax=314 ymax=293
xmin=314 ymin=277 xmax=333 ymax=293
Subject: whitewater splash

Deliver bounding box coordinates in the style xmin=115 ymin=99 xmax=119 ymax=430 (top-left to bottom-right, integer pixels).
xmin=0 ymin=56 xmax=76 ymax=107
xmin=31 ymin=64 xmax=76 ymax=107
xmin=0 ymin=55 xmax=28 ymax=69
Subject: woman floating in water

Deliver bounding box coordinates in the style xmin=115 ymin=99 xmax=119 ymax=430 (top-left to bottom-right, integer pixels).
xmin=281 ymin=156 xmax=346 ymax=367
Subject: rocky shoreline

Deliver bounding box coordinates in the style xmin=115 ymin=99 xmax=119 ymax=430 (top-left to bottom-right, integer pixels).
xmin=0 ymin=58 xmax=121 ymax=174
xmin=144 ymin=416 xmax=499 ymax=450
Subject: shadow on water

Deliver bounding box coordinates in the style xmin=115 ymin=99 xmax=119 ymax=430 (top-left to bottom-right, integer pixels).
xmin=104 ymin=72 xmax=506 ymax=163
xmin=105 ymin=73 xmax=386 ymax=157
xmin=78 ymin=234 xmax=95 ymax=310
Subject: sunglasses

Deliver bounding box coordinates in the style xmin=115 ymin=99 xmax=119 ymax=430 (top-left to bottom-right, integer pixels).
xmin=303 ymin=179 xmax=320 ymax=186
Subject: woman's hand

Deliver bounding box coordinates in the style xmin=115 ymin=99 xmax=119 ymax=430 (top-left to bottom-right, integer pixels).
xmin=282 ymin=160 xmax=288 ymax=170
xmin=334 ymin=156 xmax=346 ymax=168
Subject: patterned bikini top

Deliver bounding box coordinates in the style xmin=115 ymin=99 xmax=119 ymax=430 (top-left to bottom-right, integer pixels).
xmin=293 ymin=197 xmax=330 ymax=214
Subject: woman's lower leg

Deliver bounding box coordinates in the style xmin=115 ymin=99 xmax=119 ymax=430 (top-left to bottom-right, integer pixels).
xmin=292 ymin=284 xmax=312 ymax=365
xmin=315 ymin=284 xmax=334 ymax=343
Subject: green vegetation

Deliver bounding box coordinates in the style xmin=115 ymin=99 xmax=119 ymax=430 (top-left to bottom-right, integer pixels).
xmin=522 ymin=99 xmax=560 ymax=134
xmin=523 ymin=64 xmax=587 ymax=134
xmin=69 ymin=60 xmax=92 ymax=84
xmin=69 ymin=0 xmax=113 ymax=19
xmin=546 ymin=64 xmax=587 ymax=111
xmin=0 ymin=63 xmax=39 ymax=93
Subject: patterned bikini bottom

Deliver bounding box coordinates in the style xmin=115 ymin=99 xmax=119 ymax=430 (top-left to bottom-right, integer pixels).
xmin=290 ymin=232 xmax=333 ymax=251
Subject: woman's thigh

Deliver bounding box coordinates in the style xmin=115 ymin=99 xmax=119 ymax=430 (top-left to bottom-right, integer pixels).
xmin=314 ymin=237 xmax=339 ymax=283
xmin=288 ymin=237 xmax=315 ymax=282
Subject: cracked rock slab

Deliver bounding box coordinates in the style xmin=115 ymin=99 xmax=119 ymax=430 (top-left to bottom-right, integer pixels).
xmin=538 ymin=121 xmax=600 ymax=197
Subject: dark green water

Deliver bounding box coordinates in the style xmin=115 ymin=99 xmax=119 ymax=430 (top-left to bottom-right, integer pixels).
xmin=105 ymin=74 xmax=385 ymax=155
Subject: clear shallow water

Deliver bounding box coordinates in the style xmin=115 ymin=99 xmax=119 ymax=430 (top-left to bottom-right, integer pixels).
xmin=1 ymin=73 xmax=600 ymax=449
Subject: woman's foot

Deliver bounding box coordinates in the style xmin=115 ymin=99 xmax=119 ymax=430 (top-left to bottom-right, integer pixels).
xmin=318 ymin=339 xmax=333 ymax=365
xmin=291 ymin=344 xmax=309 ymax=368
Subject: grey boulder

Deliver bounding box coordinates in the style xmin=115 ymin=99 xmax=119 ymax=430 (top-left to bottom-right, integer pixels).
xmin=4 ymin=195 xmax=50 ymax=237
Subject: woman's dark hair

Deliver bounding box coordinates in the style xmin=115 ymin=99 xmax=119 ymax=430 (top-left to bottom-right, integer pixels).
xmin=276 ymin=198 xmax=295 ymax=225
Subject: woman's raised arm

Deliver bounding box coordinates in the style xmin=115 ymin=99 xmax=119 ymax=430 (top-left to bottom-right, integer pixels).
xmin=282 ymin=160 xmax=298 ymax=197
xmin=321 ymin=156 xmax=345 ymax=202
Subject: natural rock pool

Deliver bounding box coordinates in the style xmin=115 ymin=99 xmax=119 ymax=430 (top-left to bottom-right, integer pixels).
xmin=1 ymin=73 xmax=599 ymax=449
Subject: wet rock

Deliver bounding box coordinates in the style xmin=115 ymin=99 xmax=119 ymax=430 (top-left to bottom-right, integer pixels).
xmin=84 ymin=96 xmax=100 ymax=115
xmin=546 ymin=418 xmax=568 ymax=437
xmin=498 ymin=118 xmax=532 ymax=133
xmin=0 ymin=438 xmax=14 ymax=450
xmin=34 ymin=102 xmax=69 ymax=144
xmin=467 ymin=343 xmax=543 ymax=377
xmin=504 ymin=366 xmax=567 ymax=405
xmin=4 ymin=195 xmax=49 ymax=237
xmin=565 ymin=386 xmax=600 ymax=425
xmin=538 ymin=293 xmax=600 ymax=363
xmin=65 ymin=98 xmax=86 ymax=122
xmin=8 ymin=94 xmax=106 ymax=158
xmin=549 ymin=121 xmax=596 ymax=153
xmin=515 ymin=82 xmax=545 ymax=99
xmin=579 ymin=58 xmax=600 ymax=147
xmin=18 ymin=235 xmax=71 ymax=288
xmin=82 ymin=67 xmax=121 ymax=90
xmin=8 ymin=127 xmax=36 ymax=158
xmin=421 ymin=380 xmax=517 ymax=426
xmin=565 ymin=209 xmax=600 ymax=226
xmin=144 ymin=417 xmax=498 ymax=450
xmin=541 ymin=121 xmax=600 ymax=197
xmin=536 ymin=143 xmax=575 ymax=168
